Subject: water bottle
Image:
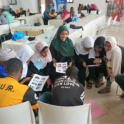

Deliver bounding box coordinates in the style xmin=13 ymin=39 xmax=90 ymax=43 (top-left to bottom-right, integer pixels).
xmin=52 ymin=27 xmax=55 ymax=38
xmin=26 ymin=20 xmax=28 ymax=26
xmin=44 ymin=29 xmax=48 ymax=39
xmin=20 ymin=21 xmax=22 ymax=27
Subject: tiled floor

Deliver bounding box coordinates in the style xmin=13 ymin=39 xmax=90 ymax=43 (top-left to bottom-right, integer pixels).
xmin=86 ymin=18 xmax=124 ymax=124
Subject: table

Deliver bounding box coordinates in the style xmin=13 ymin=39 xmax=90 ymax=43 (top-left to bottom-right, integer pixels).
xmin=2 ymin=15 xmax=105 ymax=52
xmin=11 ymin=25 xmax=54 ymax=36
xmin=66 ymin=15 xmax=106 ymax=38
xmin=2 ymin=28 xmax=82 ymax=52
xmin=15 ymin=14 xmax=43 ymax=25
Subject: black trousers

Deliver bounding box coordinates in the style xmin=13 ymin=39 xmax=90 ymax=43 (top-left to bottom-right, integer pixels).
xmin=77 ymin=59 xmax=96 ymax=86
xmin=115 ymin=74 xmax=124 ymax=91
xmin=95 ymin=63 xmax=107 ymax=79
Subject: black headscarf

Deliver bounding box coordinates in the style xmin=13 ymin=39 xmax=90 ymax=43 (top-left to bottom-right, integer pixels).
xmin=94 ymin=36 xmax=106 ymax=58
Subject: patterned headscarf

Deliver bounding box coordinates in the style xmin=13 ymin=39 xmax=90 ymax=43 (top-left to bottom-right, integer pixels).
xmin=0 ymin=48 xmax=16 ymax=61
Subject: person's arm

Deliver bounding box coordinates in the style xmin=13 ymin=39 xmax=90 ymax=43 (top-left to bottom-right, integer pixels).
xmin=20 ymin=77 xmax=32 ymax=84
xmin=44 ymin=62 xmax=52 ymax=75
xmin=50 ymin=44 xmax=57 ymax=67
xmin=111 ymin=49 xmax=121 ymax=77
xmin=22 ymin=88 xmax=38 ymax=116
xmin=68 ymin=56 xmax=75 ymax=67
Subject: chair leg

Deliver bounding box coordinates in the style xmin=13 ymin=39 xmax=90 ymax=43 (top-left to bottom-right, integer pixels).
xmin=3 ymin=35 xmax=6 ymax=41
xmin=116 ymin=85 xmax=123 ymax=96
xmin=0 ymin=36 xmax=2 ymax=44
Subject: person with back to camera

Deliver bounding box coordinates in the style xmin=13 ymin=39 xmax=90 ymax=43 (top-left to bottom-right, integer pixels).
xmin=52 ymin=66 xmax=84 ymax=106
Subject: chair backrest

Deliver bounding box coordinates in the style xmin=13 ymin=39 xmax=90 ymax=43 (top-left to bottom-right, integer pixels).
xmin=107 ymin=17 xmax=112 ymax=26
xmin=0 ymin=101 xmax=36 ymax=124
xmin=113 ymin=15 xmax=118 ymax=25
xmin=0 ymin=24 xmax=10 ymax=35
xmin=82 ymin=10 xmax=88 ymax=16
xmin=38 ymin=101 xmax=92 ymax=124
xmin=10 ymin=20 xmax=20 ymax=29
xmin=90 ymin=11 xmax=97 ymax=15
xmin=48 ymin=19 xmax=64 ymax=28
xmin=10 ymin=20 xmax=20 ymax=34
xmin=98 ymin=10 xmax=102 ymax=15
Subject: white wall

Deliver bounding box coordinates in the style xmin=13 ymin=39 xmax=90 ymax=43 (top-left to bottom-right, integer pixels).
xmin=53 ymin=0 xmax=108 ymax=14
xmin=10 ymin=0 xmax=39 ymax=13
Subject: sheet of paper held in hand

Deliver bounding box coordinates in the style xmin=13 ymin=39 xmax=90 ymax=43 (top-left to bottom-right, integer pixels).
xmin=56 ymin=62 xmax=68 ymax=73
xmin=28 ymin=74 xmax=49 ymax=91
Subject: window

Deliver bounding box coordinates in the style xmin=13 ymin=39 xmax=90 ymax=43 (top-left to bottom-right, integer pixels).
xmin=67 ymin=0 xmax=73 ymax=3
xmin=9 ymin=0 xmax=17 ymax=5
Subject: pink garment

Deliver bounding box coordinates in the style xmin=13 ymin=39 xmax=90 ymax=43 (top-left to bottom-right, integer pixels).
xmin=62 ymin=10 xmax=70 ymax=21
xmin=91 ymin=4 xmax=98 ymax=10
xmin=32 ymin=41 xmax=52 ymax=69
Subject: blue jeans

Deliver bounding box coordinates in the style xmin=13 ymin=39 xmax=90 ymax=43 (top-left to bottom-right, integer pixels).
xmin=39 ymin=92 xmax=51 ymax=104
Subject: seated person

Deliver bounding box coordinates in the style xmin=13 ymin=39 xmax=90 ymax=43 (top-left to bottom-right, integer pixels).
xmin=52 ymin=66 xmax=84 ymax=106
xmin=48 ymin=9 xmax=57 ymax=18
xmin=78 ymin=9 xmax=85 ymax=18
xmin=20 ymin=7 xmax=26 ymax=16
xmin=0 ymin=58 xmax=51 ymax=115
xmin=17 ymin=45 xmax=51 ymax=93
xmin=78 ymin=4 xmax=84 ymax=10
xmin=16 ymin=9 xmax=21 ymax=17
xmin=26 ymin=9 xmax=35 ymax=16
xmin=2 ymin=10 xmax=14 ymax=23
xmin=0 ymin=13 xmax=8 ymax=24
xmin=70 ymin=7 xmax=75 ymax=18
xmin=62 ymin=5 xmax=70 ymax=20
xmin=43 ymin=9 xmax=50 ymax=25
xmin=26 ymin=9 xmax=30 ymax=16
xmin=91 ymin=4 xmax=99 ymax=10
xmin=9 ymin=8 xmax=17 ymax=18
xmin=62 ymin=6 xmax=72 ymax=23
xmin=0 ymin=58 xmax=38 ymax=114
xmin=0 ymin=48 xmax=16 ymax=78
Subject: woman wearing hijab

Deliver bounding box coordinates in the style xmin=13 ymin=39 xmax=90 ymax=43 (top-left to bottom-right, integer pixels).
xmin=18 ymin=45 xmax=52 ymax=92
xmin=50 ymin=25 xmax=75 ymax=83
xmin=75 ymin=37 xmax=95 ymax=88
xmin=17 ymin=45 xmax=34 ymax=84
xmin=94 ymin=36 xmax=107 ymax=88
xmin=32 ymin=41 xmax=52 ymax=90
xmin=2 ymin=11 xmax=14 ymax=23
xmin=98 ymin=36 xmax=122 ymax=94
xmin=0 ymin=48 xmax=16 ymax=78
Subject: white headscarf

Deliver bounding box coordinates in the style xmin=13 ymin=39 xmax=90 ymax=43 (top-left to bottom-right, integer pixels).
xmin=0 ymin=48 xmax=16 ymax=61
xmin=17 ymin=45 xmax=34 ymax=79
xmin=106 ymin=36 xmax=122 ymax=82
xmin=74 ymin=37 xmax=95 ymax=59
xmin=32 ymin=41 xmax=52 ymax=69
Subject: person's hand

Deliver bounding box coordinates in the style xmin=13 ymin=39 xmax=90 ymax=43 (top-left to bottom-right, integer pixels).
xmin=82 ymin=62 xmax=87 ymax=68
xmin=31 ymin=74 xmax=34 ymax=77
xmin=53 ymin=62 xmax=56 ymax=67
xmin=46 ymin=78 xmax=52 ymax=88
xmin=68 ymin=62 xmax=72 ymax=67
xmin=93 ymin=58 xmax=101 ymax=65
xmin=20 ymin=77 xmax=32 ymax=84
xmin=104 ymin=56 xmax=108 ymax=63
